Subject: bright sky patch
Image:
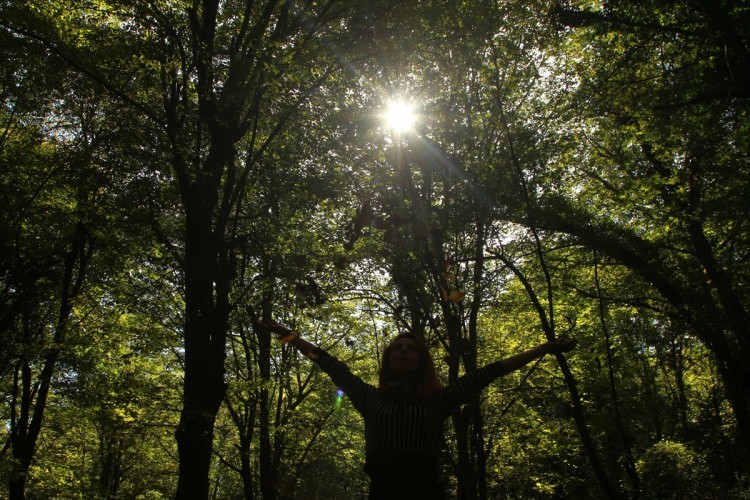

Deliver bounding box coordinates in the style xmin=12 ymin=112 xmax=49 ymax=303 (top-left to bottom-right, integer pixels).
xmin=383 ymin=99 xmax=417 ymax=133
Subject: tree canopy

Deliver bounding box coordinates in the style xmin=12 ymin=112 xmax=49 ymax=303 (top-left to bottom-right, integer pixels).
xmin=1 ymin=0 xmax=749 ymax=498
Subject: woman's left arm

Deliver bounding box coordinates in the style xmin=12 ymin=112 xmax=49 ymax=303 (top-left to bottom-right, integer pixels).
xmin=258 ymin=319 xmax=319 ymax=359
xmin=500 ymin=337 xmax=577 ymax=374
xmin=440 ymin=337 xmax=577 ymax=409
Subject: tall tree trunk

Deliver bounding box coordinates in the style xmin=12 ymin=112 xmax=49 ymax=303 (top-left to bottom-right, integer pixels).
xmin=97 ymin=435 xmax=123 ymax=499
xmin=469 ymin=405 xmax=487 ymax=500
xmin=257 ymin=324 xmax=276 ymax=499
xmin=175 ymin=192 xmax=229 ymax=498
xmin=469 ymin=216 xmax=488 ymax=500
xmin=239 ymin=434 xmax=256 ymax=500
xmin=8 ymin=221 xmax=90 ymax=500
xmin=500 ymin=255 xmax=625 ymax=499
xmin=717 ymin=363 xmax=750 ymax=463
xmin=226 ymin=325 xmax=259 ymax=500
xmin=687 ymin=219 xmax=750 ymax=455
xmin=593 ymin=251 xmax=640 ymax=494
xmin=445 ymin=310 xmax=477 ymax=500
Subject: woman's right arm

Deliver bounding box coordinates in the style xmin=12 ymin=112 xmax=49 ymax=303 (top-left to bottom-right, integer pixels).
xmin=440 ymin=337 xmax=577 ymax=409
xmin=257 ymin=319 xmax=375 ymax=412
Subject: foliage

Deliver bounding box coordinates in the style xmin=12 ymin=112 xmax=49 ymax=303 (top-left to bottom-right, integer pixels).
xmin=636 ymin=440 xmax=713 ymax=500
xmin=1 ymin=0 xmax=749 ymax=498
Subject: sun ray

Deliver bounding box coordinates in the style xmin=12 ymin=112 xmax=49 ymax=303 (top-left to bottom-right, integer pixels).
xmin=383 ymin=99 xmax=417 ymax=133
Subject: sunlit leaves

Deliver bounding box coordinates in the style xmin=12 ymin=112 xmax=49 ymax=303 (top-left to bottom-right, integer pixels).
xmin=2 ymin=0 xmax=749 ymax=497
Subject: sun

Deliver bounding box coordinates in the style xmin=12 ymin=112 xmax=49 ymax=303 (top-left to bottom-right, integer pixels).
xmin=383 ymin=99 xmax=417 ymax=134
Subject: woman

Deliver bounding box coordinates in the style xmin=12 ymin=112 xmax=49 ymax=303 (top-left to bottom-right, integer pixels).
xmin=261 ymin=321 xmax=576 ymax=499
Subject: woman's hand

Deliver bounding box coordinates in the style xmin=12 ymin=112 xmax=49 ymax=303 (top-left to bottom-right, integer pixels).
xmin=257 ymin=319 xmax=298 ymax=344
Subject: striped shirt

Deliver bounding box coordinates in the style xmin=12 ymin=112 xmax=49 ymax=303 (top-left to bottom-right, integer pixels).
xmin=313 ymin=348 xmax=507 ymax=460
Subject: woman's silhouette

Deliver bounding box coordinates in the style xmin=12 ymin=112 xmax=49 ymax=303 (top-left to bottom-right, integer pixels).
xmin=260 ymin=321 xmax=575 ymax=499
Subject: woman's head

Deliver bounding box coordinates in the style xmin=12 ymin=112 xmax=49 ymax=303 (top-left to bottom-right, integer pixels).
xmin=379 ymin=332 xmax=440 ymax=398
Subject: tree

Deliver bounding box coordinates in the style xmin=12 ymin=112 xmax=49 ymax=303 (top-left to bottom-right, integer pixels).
xmin=523 ymin=1 xmax=750 ymax=459
xmin=28 ymin=305 xmax=181 ymax=498
xmin=0 ymin=63 xmax=141 ymax=496
xmin=3 ymin=0 xmax=748 ymax=497
xmin=2 ymin=1 xmax=390 ymax=495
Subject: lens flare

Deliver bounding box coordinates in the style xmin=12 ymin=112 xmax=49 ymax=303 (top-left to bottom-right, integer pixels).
xmin=334 ymin=388 xmax=344 ymax=409
xmin=383 ymin=99 xmax=417 ymax=133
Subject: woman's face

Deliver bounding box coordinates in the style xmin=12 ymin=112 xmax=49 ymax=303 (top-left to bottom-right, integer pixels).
xmin=388 ymin=337 xmax=420 ymax=375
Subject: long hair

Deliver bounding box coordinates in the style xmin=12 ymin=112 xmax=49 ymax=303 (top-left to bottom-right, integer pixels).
xmin=378 ymin=332 xmax=441 ymax=399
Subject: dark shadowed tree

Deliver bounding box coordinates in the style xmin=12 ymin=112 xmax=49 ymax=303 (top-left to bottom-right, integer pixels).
xmin=2 ymin=1 xmax=394 ymax=496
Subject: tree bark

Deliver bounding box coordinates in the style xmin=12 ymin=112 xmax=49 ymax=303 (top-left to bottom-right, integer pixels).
xmin=175 ymin=189 xmax=229 ymax=498
xmin=257 ymin=324 xmax=276 ymax=499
